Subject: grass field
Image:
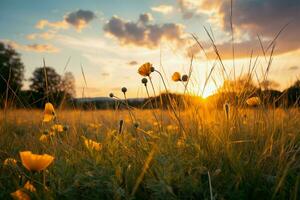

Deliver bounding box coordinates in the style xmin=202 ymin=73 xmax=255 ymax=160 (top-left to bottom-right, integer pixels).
xmin=1 ymin=107 xmax=299 ymax=199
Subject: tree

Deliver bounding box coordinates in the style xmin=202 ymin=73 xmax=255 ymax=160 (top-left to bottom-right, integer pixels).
xmin=29 ymin=67 xmax=62 ymax=106
xmin=0 ymin=42 xmax=25 ymax=108
xmin=61 ymin=72 xmax=76 ymax=98
xmin=30 ymin=67 xmax=61 ymax=94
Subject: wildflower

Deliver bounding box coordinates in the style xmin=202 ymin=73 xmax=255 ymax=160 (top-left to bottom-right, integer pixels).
xmin=83 ymin=137 xmax=102 ymax=151
xmin=20 ymin=151 xmax=54 ymax=172
xmin=172 ymin=72 xmax=181 ymax=82
xmin=11 ymin=189 xmax=30 ymax=200
xmin=138 ymin=62 xmax=154 ymax=76
xmin=181 ymin=74 xmax=188 ymax=82
xmin=109 ymin=93 xmax=114 ymax=98
xmin=176 ymin=138 xmax=185 ymax=148
xmin=11 ymin=181 xmax=36 ymax=200
xmin=39 ymin=134 xmax=48 ymax=142
xmin=246 ymin=96 xmax=261 ymax=106
xmin=121 ymin=87 xmax=127 ymax=93
xmin=43 ymin=103 xmax=56 ymax=122
xmin=23 ymin=181 xmax=36 ymax=192
xmin=3 ymin=158 xmax=17 ymax=166
xmin=51 ymin=124 xmax=64 ymax=132
xmin=88 ymin=123 xmax=101 ymax=129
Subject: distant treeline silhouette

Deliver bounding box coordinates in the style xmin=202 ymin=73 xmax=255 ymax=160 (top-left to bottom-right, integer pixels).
xmin=1 ymin=41 xmax=300 ymax=109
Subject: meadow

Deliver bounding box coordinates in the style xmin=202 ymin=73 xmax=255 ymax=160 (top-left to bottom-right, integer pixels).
xmin=1 ymin=105 xmax=299 ymax=199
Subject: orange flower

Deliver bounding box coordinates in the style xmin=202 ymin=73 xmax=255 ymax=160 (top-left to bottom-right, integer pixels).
xmin=43 ymin=103 xmax=56 ymax=122
xmin=246 ymin=97 xmax=261 ymax=106
xmin=172 ymin=72 xmax=181 ymax=82
xmin=11 ymin=181 xmax=36 ymax=200
xmin=20 ymin=151 xmax=54 ymax=172
xmin=39 ymin=134 xmax=48 ymax=142
xmin=23 ymin=181 xmax=36 ymax=192
xmin=83 ymin=137 xmax=102 ymax=151
xmin=11 ymin=189 xmax=30 ymax=200
xmin=51 ymin=124 xmax=64 ymax=132
xmin=138 ymin=62 xmax=153 ymax=76
xmin=3 ymin=158 xmax=17 ymax=166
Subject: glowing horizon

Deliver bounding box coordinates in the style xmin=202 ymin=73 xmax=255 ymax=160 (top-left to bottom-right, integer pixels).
xmin=1 ymin=0 xmax=299 ymax=98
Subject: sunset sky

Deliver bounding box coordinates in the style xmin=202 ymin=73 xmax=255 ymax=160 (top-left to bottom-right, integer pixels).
xmin=1 ymin=0 xmax=300 ymax=98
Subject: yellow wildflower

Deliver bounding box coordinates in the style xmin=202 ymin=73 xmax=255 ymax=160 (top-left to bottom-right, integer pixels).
xmin=138 ymin=62 xmax=153 ymax=76
xmin=11 ymin=181 xmax=36 ymax=200
xmin=51 ymin=124 xmax=64 ymax=132
xmin=4 ymin=158 xmax=17 ymax=166
xmin=43 ymin=103 xmax=56 ymax=122
xmin=88 ymin=123 xmax=102 ymax=129
xmin=20 ymin=151 xmax=54 ymax=172
xmin=23 ymin=181 xmax=36 ymax=192
xmin=172 ymin=72 xmax=181 ymax=82
xmin=83 ymin=138 xmax=102 ymax=151
xmin=39 ymin=134 xmax=48 ymax=142
xmin=11 ymin=189 xmax=30 ymax=200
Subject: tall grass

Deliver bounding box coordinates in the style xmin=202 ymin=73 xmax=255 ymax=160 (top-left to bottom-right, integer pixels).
xmin=0 ymin=106 xmax=299 ymax=199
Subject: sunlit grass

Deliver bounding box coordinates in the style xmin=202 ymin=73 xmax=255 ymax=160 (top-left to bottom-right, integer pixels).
xmin=0 ymin=107 xmax=299 ymax=199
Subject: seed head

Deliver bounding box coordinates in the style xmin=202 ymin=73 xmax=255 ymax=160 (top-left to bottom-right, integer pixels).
xmin=134 ymin=122 xmax=139 ymax=128
xmin=121 ymin=87 xmax=127 ymax=93
xmin=182 ymin=74 xmax=188 ymax=82
xmin=141 ymin=78 xmax=148 ymax=85
xmin=109 ymin=93 xmax=114 ymax=98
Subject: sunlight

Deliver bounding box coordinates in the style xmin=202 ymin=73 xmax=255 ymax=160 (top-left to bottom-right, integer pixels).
xmin=202 ymin=83 xmax=217 ymax=98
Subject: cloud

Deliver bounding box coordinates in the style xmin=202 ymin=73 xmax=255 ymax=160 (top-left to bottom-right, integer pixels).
xmin=36 ymin=19 xmax=68 ymax=30
xmin=182 ymin=0 xmax=300 ymax=58
xmin=2 ymin=40 xmax=59 ymax=53
xmin=26 ymin=30 xmax=57 ymax=40
xmin=177 ymin=0 xmax=202 ymax=19
xmin=103 ymin=13 xmax=186 ymax=49
xmin=128 ymin=60 xmax=138 ymax=66
xmin=65 ymin=9 xmax=96 ymax=31
xmin=288 ymin=66 xmax=299 ymax=71
xmin=151 ymin=5 xmax=173 ymax=14
xmin=36 ymin=9 xmax=96 ymax=31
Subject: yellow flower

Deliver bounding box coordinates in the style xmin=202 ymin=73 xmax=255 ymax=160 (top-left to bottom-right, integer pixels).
xmin=20 ymin=151 xmax=54 ymax=172
xmin=83 ymin=137 xmax=102 ymax=151
xmin=172 ymin=72 xmax=181 ymax=82
xmin=88 ymin=123 xmax=102 ymax=129
xmin=43 ymin=103 xmax=56 ymax=122
xmin=23 ymin=181 xmax=36 ymax=192
xmin=138 ymin=62 xmax=153 ymax=76
xmin=246 ymin=97 xmax=261 ymax=106
xmin=3 ymin=158 xmax=17 ymax=166
xmin=11 ymin=181 xmax=36 ymax=200
xmin=176 ymin=138 xmax=185 ymax=148
xmin=51 ymin=124 xmax=64 ymax=132
xmin=11 ymin=189 xmax=30 ymax=200
xmin=39 ymin=134 xmax=48 ymax=142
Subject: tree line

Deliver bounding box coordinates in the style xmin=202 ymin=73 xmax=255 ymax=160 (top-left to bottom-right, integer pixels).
xmin=1 ymin=41 xmax=300 ymax=110
xmin=0 ymin=42 xmax=75 ymax=109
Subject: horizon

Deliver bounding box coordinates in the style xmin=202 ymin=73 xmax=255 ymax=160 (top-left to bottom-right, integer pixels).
xmin=1 ymin=0 xmax=300 ymax=98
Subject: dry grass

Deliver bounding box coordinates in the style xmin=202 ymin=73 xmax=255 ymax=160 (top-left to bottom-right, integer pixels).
xmin=0 ymin=107 xmax=299 ymax=199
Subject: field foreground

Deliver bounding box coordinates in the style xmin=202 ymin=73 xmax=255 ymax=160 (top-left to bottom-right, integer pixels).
xmin=0 ymin=108 xmax=300 ymax=199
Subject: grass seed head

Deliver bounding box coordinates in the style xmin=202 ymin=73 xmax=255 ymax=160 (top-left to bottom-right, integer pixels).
xmin=121 ymin=87 xmax=127 ymax=93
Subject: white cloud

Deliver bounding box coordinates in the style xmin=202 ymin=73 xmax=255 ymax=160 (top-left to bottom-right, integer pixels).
xmin=151 ymin=5 xmax=174 ymax=14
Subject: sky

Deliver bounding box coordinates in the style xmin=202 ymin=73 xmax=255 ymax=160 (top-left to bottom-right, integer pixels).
xmin=1 ymin=0 xmax=300 ymax=98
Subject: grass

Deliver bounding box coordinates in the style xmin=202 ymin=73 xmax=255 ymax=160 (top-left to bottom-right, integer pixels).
xmin=0 ymin=107 xmax=299 ymax=199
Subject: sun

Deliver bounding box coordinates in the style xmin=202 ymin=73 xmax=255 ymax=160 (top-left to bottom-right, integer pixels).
xmin=201 ymin=83 xmax=217 ymax=98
